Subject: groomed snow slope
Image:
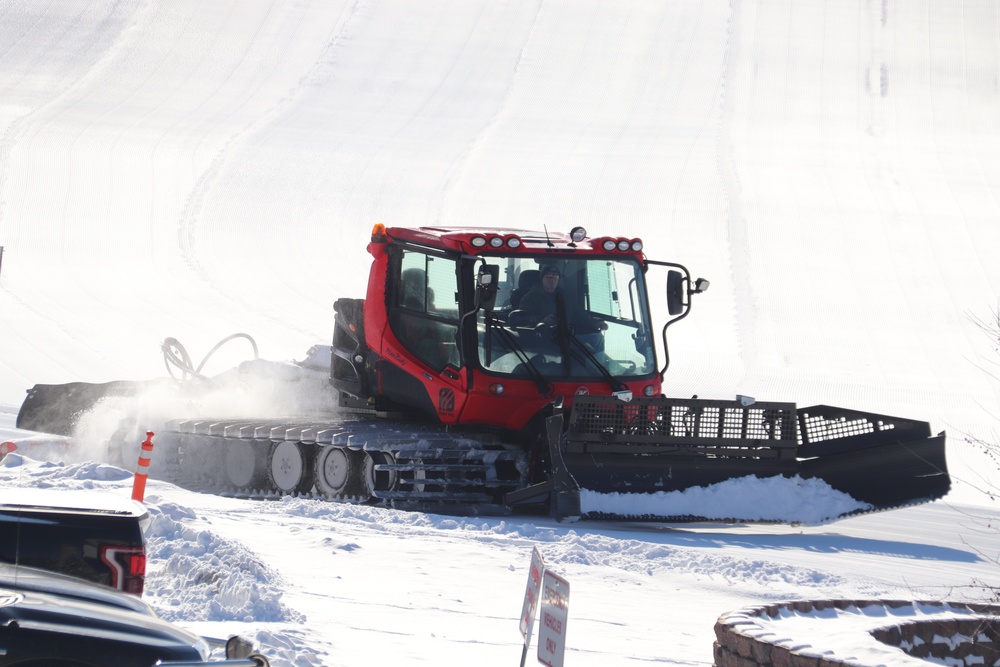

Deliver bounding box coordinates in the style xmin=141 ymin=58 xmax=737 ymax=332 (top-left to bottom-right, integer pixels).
xmin=1 ymin=2 xmax=1000 ymax=665
xmin=1 ymin=1 xmax=997 ymax=442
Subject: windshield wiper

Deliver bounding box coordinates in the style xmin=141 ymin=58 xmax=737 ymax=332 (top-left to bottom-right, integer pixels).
xmin=486 ymin=317 xmax=553 ymax=396
xmin=554 ymin=294 xmax=572 ymax=376
xmin=566 ymin=335 xmax=628 ymax=394
xmin=552 ymin=294 xmax=627 ymax=394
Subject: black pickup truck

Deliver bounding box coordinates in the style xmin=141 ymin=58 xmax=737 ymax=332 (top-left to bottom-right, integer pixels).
xmin=0 ymin=487 xmax=148 ymax=594
xmin=0 ymin=563 xmax=270 ymax=666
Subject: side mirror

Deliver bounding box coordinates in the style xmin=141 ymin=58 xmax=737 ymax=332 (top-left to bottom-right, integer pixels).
xmin=667 ymin=271 xmax=709 ymax=315
xmin=659 ymin=263 xmax=708 ymax=381
xmin=477 ymin=265 xmax=500 ymax=311
xmin=666 ymin=270 xmax=684 ymax=315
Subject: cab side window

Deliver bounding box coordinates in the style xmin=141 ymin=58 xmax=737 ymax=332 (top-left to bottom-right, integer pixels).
xmin=392 ymin=250 xmax=461 ymax=370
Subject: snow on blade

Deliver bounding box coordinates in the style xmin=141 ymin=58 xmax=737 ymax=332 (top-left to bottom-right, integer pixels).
xmin=580 ymin=475 xmax=871 ymax=524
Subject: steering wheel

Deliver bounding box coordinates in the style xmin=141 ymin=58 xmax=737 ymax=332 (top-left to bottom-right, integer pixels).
xmin=507 ymin=309 xmax=542 ymax=328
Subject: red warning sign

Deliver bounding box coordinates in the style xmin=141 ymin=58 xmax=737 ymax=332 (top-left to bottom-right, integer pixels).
xmin=519 ymin=546 xmax=544 ymax=645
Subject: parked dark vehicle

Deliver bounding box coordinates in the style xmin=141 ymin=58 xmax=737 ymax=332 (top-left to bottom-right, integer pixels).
xmin=0 ymin=563 xmax=269 ymax=666
xmin=0 ymin=488 xmax=148 ymax=594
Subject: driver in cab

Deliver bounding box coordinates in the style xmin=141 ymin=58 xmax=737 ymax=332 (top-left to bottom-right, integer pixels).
xmin=519 ymin=265 xmax=608 ymax=334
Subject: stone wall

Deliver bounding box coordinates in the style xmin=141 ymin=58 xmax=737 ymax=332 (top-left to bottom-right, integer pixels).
xmin=714 ymin=600 xmax=1000 ymax=667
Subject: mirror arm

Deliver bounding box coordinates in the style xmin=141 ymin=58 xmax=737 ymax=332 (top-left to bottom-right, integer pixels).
xmin=645 ymin=260 xmax=709 ymax=381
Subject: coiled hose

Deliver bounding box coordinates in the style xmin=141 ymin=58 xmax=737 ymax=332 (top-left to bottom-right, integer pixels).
xmin=160 ymin=334 xmax=259 ymax=382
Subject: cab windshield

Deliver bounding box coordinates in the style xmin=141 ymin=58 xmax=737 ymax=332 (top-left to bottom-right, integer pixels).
xmin=477 ymin=256 xmax=656 ymax=380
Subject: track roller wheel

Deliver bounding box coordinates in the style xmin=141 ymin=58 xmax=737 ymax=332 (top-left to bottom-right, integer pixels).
xmin=268 ymin=441 xmax=314 ymax=495
xmin=351 ymin=450 xmax=374 ymax=502
xmin=176 ymin=433 xmax=223 ymax=484
xmin=366 ymin=451 xmax=398 ymax=493
xmin=107 ymin=425 xmax=136 ymax=468
xmin=409 ymin=458 xmax=426 ymax=493
xmin=315 ymin=446 xmax=355 ymax=499
xmin=225 ymin=439 xmax=263 ymax=489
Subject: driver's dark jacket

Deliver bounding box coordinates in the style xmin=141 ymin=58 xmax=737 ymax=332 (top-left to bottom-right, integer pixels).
xmin=519 ymin=287 xmax=600 ymax=332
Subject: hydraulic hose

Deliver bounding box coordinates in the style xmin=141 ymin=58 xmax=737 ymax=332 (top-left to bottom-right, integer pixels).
xmin=161 ymin=334 xmax=259 ymax=382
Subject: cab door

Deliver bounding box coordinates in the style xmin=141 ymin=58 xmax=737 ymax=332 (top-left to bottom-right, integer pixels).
xmin=386 ymin=248 xmax=467 ymax=421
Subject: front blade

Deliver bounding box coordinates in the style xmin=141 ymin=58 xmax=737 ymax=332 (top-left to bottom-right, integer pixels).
xmin=17 ymin=380 xmax=155 ymax=436
xmin=554 ymin=396 xmax=950 ymax=522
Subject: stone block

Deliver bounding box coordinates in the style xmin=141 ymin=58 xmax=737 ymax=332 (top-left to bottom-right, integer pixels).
xmin=789 ymin=652 xmax=819 ymax=667
xmin=771 ymin=647 xmax=792 ymax=667
xmin=751 ymin=636 xmax=773 ymax=664
xmin=733 ymin=631 xmax=756 ymax=658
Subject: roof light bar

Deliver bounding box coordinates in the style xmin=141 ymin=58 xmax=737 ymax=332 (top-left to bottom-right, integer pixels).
xmin=471 ymin=234 xmax=522 ymax=250
xmin=595 ymin=236 xmax=644 ymax=253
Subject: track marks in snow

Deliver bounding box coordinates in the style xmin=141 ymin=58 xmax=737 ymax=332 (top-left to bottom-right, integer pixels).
xmin=215 ymin=496 xmax=851 ymax=598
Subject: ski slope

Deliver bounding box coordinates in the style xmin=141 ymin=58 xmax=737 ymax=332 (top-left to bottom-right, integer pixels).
xmin=1 ymin=1 xmax=999 ymax=665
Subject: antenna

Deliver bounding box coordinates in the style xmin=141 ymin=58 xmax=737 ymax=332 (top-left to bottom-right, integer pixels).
xmin=543 ymin=225 xmax=554 ymax=247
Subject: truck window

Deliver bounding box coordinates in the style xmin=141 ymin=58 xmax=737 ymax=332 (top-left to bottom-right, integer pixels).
xmin=478 ymin=257 xmax=655 ymax=378
xmin=393 ymin=250 xmax=461 ymax=370
xmin=585 ymin=261 xmax=624 ymax=319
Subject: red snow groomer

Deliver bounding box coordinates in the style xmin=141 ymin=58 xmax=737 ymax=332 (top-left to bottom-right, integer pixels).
xmin=18 ymin=225 xmax=950 ymax=521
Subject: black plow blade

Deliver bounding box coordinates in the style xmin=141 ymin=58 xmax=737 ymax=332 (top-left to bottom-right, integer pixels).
xmin=16 ymin=380 xmax=160 ymax=436
xmin=796 ymin=405 xmax=950 ymax=511
xmin=536 ymin=396 xmax=950 ymax=523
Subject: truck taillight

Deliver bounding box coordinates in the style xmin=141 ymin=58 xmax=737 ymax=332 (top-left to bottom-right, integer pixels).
xmin=100 ymin=545 xmax=147 ymax=596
